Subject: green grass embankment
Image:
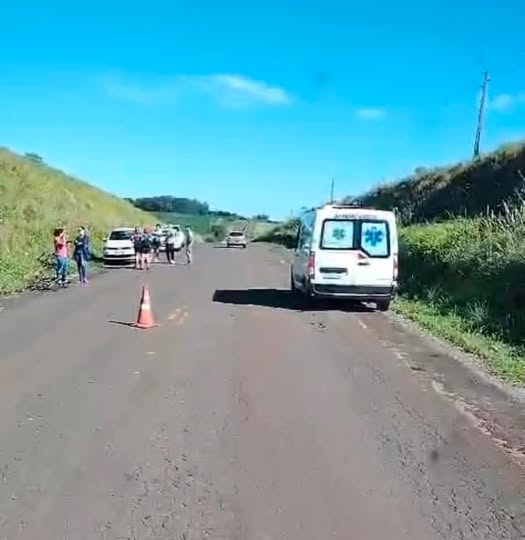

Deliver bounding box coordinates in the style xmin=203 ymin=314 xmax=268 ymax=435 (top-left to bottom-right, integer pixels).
xmin=0 ymin=148 xmax=150 ymax=294
xmin=396 ymin=210 xmax=525 ymax=384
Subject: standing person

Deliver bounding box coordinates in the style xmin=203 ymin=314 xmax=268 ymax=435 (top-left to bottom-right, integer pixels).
xmin=132 ymin=227 xmax=143 ymax=269
xmin=140 ymin=227 xmax=153 ymax=270
xmin=165 ymin=229 xmax=176 ymax=264
xmin=152 ymin=224 xmax=162 ymax=263
xmin=184 ymin=225 xmax=194 ymax=265
xmin=73 ymin=226 xmax=90 ymax=284
xmin=53 ymin=228 xmax=69 ymax=287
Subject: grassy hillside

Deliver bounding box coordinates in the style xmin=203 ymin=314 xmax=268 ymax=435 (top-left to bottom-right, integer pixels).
xmin=0 ymin=148 xmax=150 ymax=293
xmin=356 ymin=142 xmax=525 ymax=223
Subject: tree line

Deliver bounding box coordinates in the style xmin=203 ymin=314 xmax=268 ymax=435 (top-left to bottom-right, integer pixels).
xmin=126 ymin=195 xmax=273 ymax=222
xmin=126 ymin=196 xmax=211 ymax=215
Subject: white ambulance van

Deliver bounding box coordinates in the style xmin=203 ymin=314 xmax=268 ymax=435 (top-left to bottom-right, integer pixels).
xmin=290 ymin=204 xmax=398 ymax=311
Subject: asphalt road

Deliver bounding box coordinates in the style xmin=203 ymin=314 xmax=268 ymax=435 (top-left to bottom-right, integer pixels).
xmin=0 ymin=244 xmax=524 ymax=540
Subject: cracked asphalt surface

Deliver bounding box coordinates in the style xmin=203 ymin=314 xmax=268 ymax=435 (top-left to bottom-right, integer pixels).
xmin=0 ymin=244 xmax=524 ymax=539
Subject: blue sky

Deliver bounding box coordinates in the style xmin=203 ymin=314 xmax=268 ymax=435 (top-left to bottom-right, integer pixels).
xmin=1 ymin=0 xmax=525 ymax=219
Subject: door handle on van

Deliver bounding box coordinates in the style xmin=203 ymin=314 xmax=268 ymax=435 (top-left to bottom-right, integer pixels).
xmin=357 ymin=261 xmax=370 ymax=266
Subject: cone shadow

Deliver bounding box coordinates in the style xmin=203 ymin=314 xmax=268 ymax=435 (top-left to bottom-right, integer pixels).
xmin=109 ymin=320 xmax=137 ymax=329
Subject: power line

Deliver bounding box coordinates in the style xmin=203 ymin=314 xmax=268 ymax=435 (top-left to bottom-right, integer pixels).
xmin=473 ymin=70 xmax=490 ymax=158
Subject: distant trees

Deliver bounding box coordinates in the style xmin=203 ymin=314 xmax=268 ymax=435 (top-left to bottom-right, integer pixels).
xmin=209 ymin=209 xmax=241 ymax=219
xmin=128 ymin=195 xmax=253 ymax=219
xmin=129 ymin=196 xmax=210 ymax=215
xmin=253 ymin=213 xmax=270 ymax=221
xmin=24 ymin=152 xmax=44 ymax=164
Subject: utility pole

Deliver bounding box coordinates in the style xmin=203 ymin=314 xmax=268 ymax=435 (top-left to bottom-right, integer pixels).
xmin=473 ymin=70 xmax=490 ymax=158
xmin=330 ymin=178 xmax=335 ymax=203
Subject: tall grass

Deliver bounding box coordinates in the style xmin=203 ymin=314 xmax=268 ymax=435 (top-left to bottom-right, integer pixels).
xmin=0 ymin=148 xmax=151 ymax=293
xmin=399 ymin=201 xmax=525 ymax=383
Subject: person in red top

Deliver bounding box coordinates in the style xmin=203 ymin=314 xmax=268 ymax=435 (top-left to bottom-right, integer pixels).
xmin=53 ymin=228 xmax=70 ymax=287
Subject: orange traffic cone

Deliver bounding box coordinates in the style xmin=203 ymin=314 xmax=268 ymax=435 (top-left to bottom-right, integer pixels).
xmin=134 ymin=285 xmax=158 ymax=329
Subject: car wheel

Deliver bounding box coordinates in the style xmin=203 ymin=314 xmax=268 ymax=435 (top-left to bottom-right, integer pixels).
xmin=376 ymin=299 xmax=391 ymax=312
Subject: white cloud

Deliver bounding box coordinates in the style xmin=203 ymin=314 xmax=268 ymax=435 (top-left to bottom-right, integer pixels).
xmin=488 ymin=92 xmax=525 ymax=113
xmin=102 ymin=73 xmax=292 ymax=108
xmin=354 ymin=108 xmax=386 ymax=120
xmin=207 ymin=74 xmax=292 ymax=106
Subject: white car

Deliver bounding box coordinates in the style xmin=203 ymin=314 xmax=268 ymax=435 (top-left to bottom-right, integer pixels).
xmin=103 ymin=227 xmax=136 ymax=265
xmin=226 ymin=231 xmax=247 ymax=248
xmin=291 ymin=204 xmax=399 ymax=311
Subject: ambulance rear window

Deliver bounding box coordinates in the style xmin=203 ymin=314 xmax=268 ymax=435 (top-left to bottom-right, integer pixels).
xmin=321 ymin=218 xmax=390 ymax=257
xmin=360 ymin=221 xmax=389 ymax=257
xmin=320 ymin=220 xmax=356 ymax=250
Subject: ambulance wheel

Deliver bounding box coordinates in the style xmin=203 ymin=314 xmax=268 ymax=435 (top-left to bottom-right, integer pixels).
xmin=290 ymin=270 xmax=298 ymax=293
xmin=376 ymin=299 xmax=391 ymax=312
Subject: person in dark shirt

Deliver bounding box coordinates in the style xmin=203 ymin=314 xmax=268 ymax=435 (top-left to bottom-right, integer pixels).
xmin=140 ymin=228 xmax=153 ymax=270
xmin=73 ymin=226 xmax=90 ymax=284
xmin=152 ymin=224 xmax=162 ymax=263
xmin=132 ymin=227 xmax=143 ymax=269
xmin=165 ymin=229 xmax=176 ymax=264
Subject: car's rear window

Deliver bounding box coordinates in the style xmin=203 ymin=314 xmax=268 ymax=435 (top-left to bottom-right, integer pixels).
xmin=229 ymin=232 xmax=244 ymax=237
xmin=109 ymin=230 xmax=133 ymax=240
xmin=321 ymin=219 xmax=390 ymax=257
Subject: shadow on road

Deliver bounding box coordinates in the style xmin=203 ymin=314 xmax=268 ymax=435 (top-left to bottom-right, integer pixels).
xmin=108 ymin=320 xmax=137 ymax=329
xmin=212 ymin=288 xmax=373 ymax=312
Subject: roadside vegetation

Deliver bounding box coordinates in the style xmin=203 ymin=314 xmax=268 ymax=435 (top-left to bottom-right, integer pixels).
xmin=0 ymin=148 xmax=150 ymax=294
xmin=364 ymin=142 xmax=525 ymax=385
xmin=398 ymin=210 xmax=525 ymax=384
xmin=254 ymin=219 xmax=299 ymax=248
